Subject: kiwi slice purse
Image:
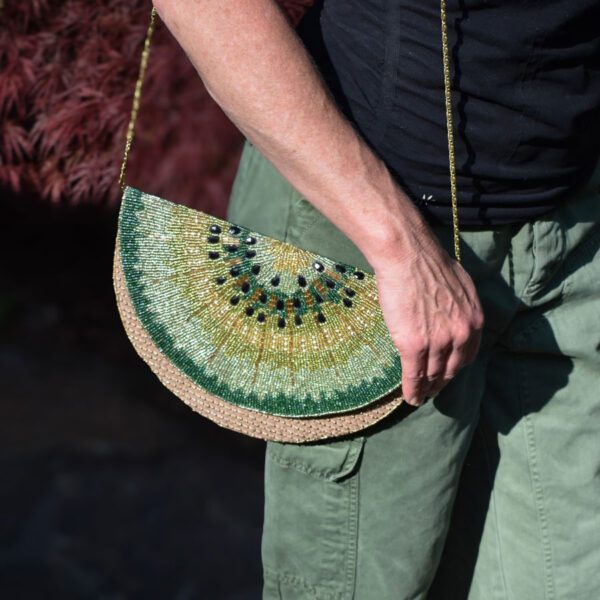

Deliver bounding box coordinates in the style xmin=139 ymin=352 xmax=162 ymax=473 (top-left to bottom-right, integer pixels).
xmin=113 ymin=3 xmax=462 ymax=442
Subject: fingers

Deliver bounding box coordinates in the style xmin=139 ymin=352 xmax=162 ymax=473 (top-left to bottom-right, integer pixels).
xmin=377 ymin=250 xmax=487 ymax=408
xmin=401 ymin=340 xmax=456 ymax=406
xmin=422 ymin=341 xmax=453 ymax=399
xmin=423 ymin=293 xmax=485 ymax=401
xmin=400 ymin=321 xmax=484 ymax=406
xmin=398 ymin=340 xmax=429 ymax=407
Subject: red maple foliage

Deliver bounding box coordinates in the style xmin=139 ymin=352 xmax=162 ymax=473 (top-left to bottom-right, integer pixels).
xmin=0 ymin=0 xmax=314 ymax=214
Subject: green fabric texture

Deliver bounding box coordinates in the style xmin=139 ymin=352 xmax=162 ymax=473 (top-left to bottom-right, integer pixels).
xmin=227 ymin=139 xmax=600 ymax=600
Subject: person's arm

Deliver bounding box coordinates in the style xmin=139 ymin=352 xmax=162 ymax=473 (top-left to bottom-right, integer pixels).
xmin=152 ymin=0 xmax=485 ymax=405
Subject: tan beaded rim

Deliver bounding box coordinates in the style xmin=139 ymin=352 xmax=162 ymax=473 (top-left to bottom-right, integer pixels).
xmin=113 ymin=240 xmax=404 ymax=442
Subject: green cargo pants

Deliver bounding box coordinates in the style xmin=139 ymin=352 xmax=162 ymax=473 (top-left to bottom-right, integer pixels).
xmin=226 ymin=139 xmax=600 ymax=600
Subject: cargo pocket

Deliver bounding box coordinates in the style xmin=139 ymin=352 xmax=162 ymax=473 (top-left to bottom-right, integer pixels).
xmin=262 ymin=435 xmax=366 ymax=600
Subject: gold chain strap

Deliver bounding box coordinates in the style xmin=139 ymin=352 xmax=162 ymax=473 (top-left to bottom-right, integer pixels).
xmin=440 ymin=0 xmax=461 ymax=262
xmin=119 ymin=3 xmax=461 ymax=262
xmin=118 ymin=7 xmax=158 ymax=192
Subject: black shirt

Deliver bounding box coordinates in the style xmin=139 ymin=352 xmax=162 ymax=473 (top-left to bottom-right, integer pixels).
xmin=296 ymin=0 xmax=600 ymax=227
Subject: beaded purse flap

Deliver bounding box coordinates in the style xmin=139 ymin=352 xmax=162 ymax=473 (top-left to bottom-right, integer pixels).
xmin=113 ymin=3 xmax=460 ymax=442
xmin=114 ymin=185 xmax=405 ymax=440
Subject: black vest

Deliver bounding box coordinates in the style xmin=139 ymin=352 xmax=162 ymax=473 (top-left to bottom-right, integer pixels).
xmin=296 ymin=0 xmax=600 ymax=227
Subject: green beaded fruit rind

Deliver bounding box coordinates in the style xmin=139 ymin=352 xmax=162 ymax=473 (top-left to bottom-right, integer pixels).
xmin=117 ymin=186 xmax=402 ymax=417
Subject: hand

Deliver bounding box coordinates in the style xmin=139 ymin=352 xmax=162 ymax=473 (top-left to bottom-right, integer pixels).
xmin=370 ymin=226 xmax=485 ymax=406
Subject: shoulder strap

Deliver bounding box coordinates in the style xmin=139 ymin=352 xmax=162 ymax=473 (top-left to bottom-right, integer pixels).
xmin=118 ymin=7 xmax=158 ymax=192
xmin=440 ymin=0 xmax=461 ymax=261
xmin=118 ymin=4 xmax=461 ymax=261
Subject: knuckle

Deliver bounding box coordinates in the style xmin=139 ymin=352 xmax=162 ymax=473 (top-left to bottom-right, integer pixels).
xmin=402 ymin=369 xmax=427 ymax=381
xmin=453 ymin=323 xmax=472 ymax=346
xmin=397 ymin=337 xmax=428 ymax=356
xmin=426 ymin=371 xmax=444 ymax=381
xmin=431 ymin=335 xmax=453 ymax=355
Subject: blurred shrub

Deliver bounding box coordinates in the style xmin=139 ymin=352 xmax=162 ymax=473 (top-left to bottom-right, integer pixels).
xmin=0 ymin=0 xmax=314 ymax=213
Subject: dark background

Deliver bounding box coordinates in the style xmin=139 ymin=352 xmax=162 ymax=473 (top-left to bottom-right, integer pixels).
xmin=0 ymin=191 xmax=266 ymax=599
xmin=0 ymin=2 xmax=317 ymax=596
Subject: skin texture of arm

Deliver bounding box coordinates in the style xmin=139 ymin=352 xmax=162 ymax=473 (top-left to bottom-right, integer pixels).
xmin=151 ymin=0 xmax=485 ymax=405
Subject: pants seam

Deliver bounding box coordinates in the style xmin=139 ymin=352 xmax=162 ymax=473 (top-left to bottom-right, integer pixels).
xmin=517 ymin=222 xmax=536 ymax=298
xmin=517 ymin=357 xmax=556 ymax=600
xmin=480 ymin=424 xmax=509 ymax=600
xmin=344 ymin=468 xmax=359 ymax=599
xmin=524 ymin=221 xmax=567 ymax=298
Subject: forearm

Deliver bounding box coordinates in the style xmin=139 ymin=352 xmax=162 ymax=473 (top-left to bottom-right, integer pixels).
xmin=152 ymin=0 xmax=434 ymax=267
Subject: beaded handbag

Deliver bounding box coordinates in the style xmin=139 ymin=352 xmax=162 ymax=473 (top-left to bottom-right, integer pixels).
xmin=113 ymin=3 xmax=462 ymax=442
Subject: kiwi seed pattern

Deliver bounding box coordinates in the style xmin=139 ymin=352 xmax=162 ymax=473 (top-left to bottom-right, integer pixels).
xmin=117 ymin=187 xmax=402 ymax=417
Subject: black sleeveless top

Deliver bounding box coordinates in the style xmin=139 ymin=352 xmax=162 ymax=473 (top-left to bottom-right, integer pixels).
xmin=296 ymin=0 xmax=600 ymax=227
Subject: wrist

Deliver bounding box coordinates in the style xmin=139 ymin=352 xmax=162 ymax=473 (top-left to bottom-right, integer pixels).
xmin=357 ymin=197 xmax=435 ymax=270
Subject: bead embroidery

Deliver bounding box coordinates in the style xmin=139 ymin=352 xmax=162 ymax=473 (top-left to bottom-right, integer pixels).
xmin=117 ymin=186 xmax=402 ymax=418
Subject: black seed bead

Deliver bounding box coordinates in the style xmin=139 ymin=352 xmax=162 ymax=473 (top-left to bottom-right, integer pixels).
xmin=293 ymin=298 xmax=301 ymax=308
xmin=230 ymin=296 xmax=240 ymax=306
xmin=215 ymin=276 xmax=226 ymax=285
xmin=317 ymin=312 xmax=326 ymax=323
xmin=276 ymin=299 xmax=284 ymax=310
xmin=343 ymin=298 xmax=353 ymax=308
xmin=344 ymin=288 xmax=355 ymax=297
xmin=313 ymin=261 xmax=324 ymax=272
xmin=277 ymin=317 xmax=286 ymax=329
xmin=226 ymin=244 xmax=238 ymax=252
xmin=354 ymin=270 xmax=365 ymax=280
xmin=325 ymin=278 xmax=335 ymax=289
xmin=270 ymin=275 xmax=280 ymax=287
xmin=259 ymin=293 xmax=268 ymax=304
xmin=229 ymin=226 xmax=241 ymax=235
xmin=241 ymin=282 xmax=250 ymax=293
xmin=245 ymin=306 xmax=254 ymax=316
xmin=245 ymin=236 xmax=256 ymax=245
xmin=229 ymin=266 xmax=241 ymax=277
xmin=297 ymin=275 xmax=307 ymax=287
xmin=257 ymin=312 xmax=265 ymax=323
xmin=294 ymin=315 xmax=303 ymax=326
xmin=334 ymin=264 xmax=347 ymax=273
xmin=207 ymin=235 xmax=220 ymax=244
xmin=251 ymin=264 xmax=261 ymax=275
xmin=208 ymin=251 xmax=220 ymax=260
xmin=245 ymin=250 xmax=256 ymax=259
xmin=314 ymin=293 xmax=324 ymax=303
xmin=209 ymin=224 xmax=221 ymax=234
